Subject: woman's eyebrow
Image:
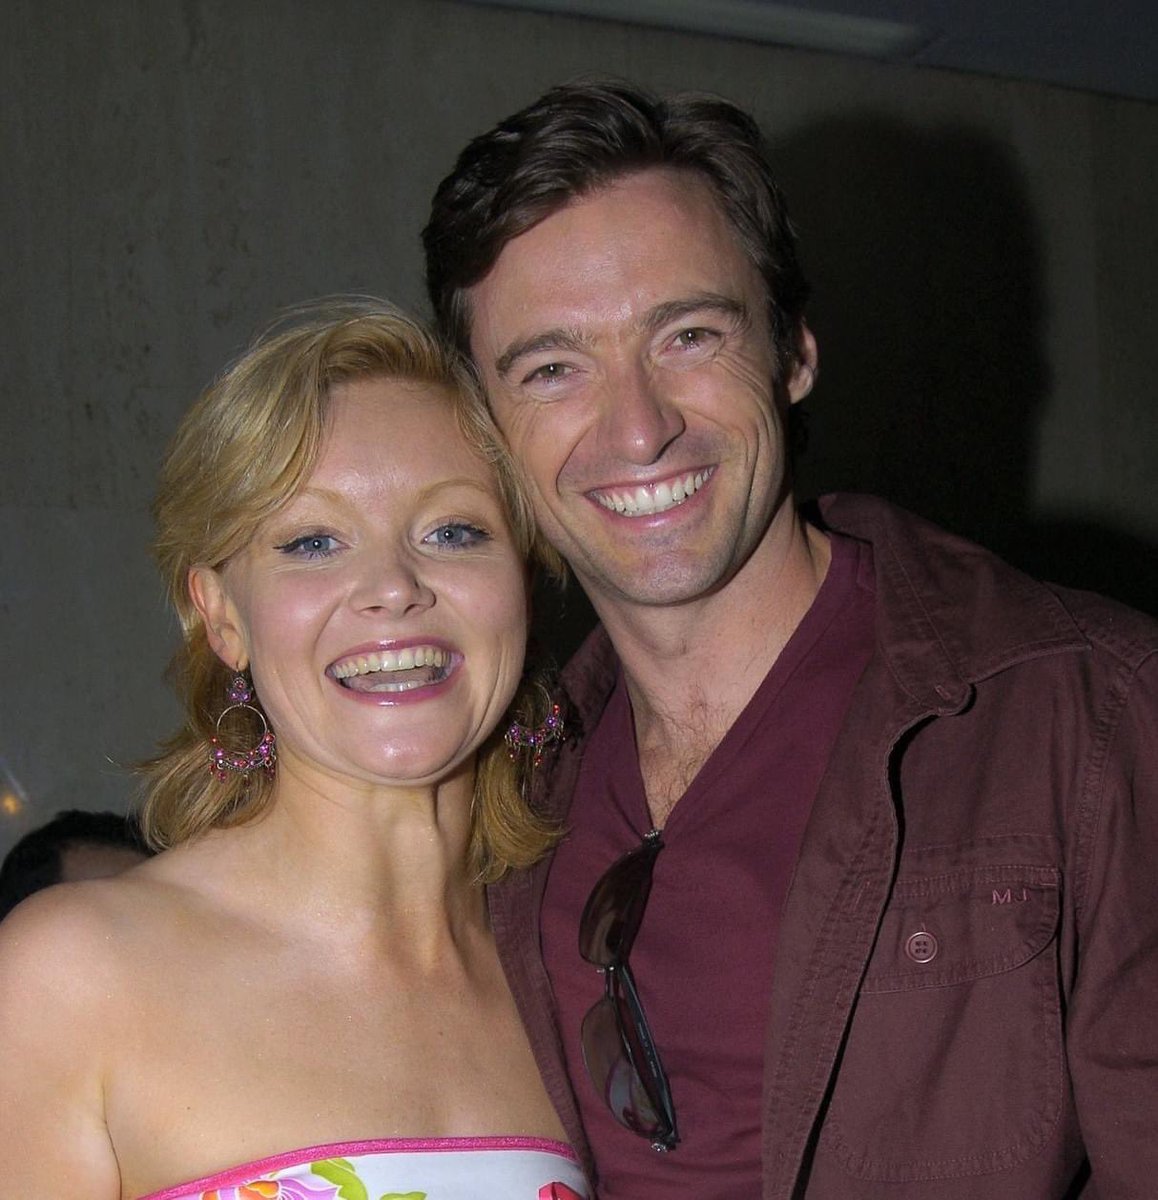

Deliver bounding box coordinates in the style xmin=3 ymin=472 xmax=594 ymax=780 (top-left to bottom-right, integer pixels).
xmin=414 ymin=476 xmax=502 ymax=505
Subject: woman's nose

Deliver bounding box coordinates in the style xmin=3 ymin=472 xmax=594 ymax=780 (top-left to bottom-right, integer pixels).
xmin=351 ymin=553 xmax=435 ymax=617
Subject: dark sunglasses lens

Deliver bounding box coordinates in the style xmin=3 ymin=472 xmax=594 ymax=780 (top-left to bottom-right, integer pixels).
xmin=581 ymin=992 xmax=666 ymax=1138
xmin=579 ymin=836 xmax=662 ymax=966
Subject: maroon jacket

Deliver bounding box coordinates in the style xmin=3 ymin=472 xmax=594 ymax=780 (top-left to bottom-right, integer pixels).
xmin=488 ymin=494 xmax=1158 ymax=1198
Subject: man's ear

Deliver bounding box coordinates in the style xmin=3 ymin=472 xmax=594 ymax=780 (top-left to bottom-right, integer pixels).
xmin=787 ymin=325 xmax=819 ymax=404
xmin=188 ymin=565 xmax=249 ymax=671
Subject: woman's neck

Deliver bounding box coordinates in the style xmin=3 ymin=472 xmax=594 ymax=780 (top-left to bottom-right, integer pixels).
xmin=170 ymin=757 xmax=487 ymax=963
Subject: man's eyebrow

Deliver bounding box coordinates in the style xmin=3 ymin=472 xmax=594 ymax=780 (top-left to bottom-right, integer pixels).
xmin=641 ymin=293 xmax=751 ymax=336
xmin=494 ymin=328 xmax=591 ymax=379
xmin=493 ymin=294 xmax=749 ymax=378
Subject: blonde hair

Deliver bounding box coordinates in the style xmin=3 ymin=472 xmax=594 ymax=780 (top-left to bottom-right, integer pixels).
xmin=140 ymin=298 xmax=558 ymax=881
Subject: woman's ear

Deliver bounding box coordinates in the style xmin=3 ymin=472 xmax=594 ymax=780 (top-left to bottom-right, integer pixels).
xmin=188 ymin=565 xmax=249 ymax=671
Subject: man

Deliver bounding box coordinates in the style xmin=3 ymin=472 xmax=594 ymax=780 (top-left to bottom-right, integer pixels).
xmin=423 ymin=80 xmax=1158 ymax=1198
xmin=0 ymin=809 xmax=149 ymax=920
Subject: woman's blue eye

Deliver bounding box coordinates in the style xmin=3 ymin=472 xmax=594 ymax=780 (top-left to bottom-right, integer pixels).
xmin=275 ymin=534 xmax=339 ymax=558
xmin=426 ymin=523 xmax=489 ymax=549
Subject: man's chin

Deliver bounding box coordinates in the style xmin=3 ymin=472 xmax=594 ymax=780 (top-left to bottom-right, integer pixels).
xmin=574 ymin=555 xmax=734 ymax=612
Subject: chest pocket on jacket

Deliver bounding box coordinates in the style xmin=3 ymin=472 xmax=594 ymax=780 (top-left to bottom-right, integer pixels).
xmin=817 ymin=862 xmax=1063 ymax=1182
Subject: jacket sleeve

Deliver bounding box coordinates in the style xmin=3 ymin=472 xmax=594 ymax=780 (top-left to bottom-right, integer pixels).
xmin=1066 ymin=650 xmax=1158 ymax=1196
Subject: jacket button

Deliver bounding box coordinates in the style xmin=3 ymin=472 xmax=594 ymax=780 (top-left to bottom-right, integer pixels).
xmin=905 ymin=930 xmax=939 ymax=963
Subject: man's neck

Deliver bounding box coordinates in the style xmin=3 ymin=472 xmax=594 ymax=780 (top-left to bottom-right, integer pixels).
xmin=590 ymin=514 xmax=832 ymax=826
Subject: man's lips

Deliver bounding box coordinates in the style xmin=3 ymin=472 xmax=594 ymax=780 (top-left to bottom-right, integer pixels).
xmin=589 ymin=467 xmax=714 ymax=517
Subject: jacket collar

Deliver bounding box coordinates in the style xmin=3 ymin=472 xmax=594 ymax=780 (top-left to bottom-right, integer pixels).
xmin=557 ymin=622 xmax=618 ymax=744
xmin=556 ymin=493 xmax=1092 ymax=733
xmin=818 ymin=493 xmax=1090 ymax=712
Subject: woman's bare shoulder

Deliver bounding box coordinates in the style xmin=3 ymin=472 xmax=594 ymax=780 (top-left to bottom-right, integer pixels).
xmin=0 ymin=872 xmax=151 ymax=1010
xmin=0 ymin=842 xmax=259 ymax=1195
xmin=0 ymin=845 xmax=222 ymax=998
xmin=0 ymin=878 xmax=148 ymax=1195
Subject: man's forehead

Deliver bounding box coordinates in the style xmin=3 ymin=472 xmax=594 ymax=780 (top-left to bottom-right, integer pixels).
xmin=467 ymin=169 xmax=755 ymax=352
xmin=511 ymin=166 xmax=726 ymax=247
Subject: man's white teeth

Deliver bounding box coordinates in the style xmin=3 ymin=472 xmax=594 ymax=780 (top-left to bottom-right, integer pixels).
xmin=595 ymin=469 xmax=711 ymax=516
xmin=331 ymin=646 xmax=449 ymax=679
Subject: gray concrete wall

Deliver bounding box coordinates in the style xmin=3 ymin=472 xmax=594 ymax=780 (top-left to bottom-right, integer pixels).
xmin=2 ymin=0 xmax=1156 ymax=853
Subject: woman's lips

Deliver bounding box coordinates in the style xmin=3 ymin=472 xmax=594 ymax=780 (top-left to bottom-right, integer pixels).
xmin=328 ymin=644 xmax=457 ymax=694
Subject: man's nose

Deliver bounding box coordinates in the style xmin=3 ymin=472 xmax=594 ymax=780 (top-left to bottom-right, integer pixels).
xmin=599 ymin=361 xmax=686 ymax=465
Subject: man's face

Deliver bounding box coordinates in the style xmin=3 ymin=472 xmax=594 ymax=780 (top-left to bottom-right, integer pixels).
xmin=59 ymin=842 xmax=146 ymax=883
xmin=468 ymin=168 xmax=813 ymax=614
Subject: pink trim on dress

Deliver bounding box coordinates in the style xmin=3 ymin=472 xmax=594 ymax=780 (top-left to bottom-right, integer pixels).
xmin=140 ymin=1136 xmax=580 ymax=1200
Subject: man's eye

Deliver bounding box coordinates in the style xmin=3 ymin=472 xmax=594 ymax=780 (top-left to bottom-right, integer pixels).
xmin=275 ymin=534 xmax=339 ymax=559
xmin=673 ymin=327 xmax=717 ymax=350
xmin=524 ymin=362 xmax=573 ymax=384
xmin=424 ymin=523 xmax=490 ymax=549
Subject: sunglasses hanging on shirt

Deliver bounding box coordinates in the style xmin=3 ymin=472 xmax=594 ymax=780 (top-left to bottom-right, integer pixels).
xmin=578 ymin=828 xmax=680 ymax=1152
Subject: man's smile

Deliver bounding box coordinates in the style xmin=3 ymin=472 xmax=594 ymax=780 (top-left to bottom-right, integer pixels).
xmin=589 ymin=467 xmax=714 ymax=517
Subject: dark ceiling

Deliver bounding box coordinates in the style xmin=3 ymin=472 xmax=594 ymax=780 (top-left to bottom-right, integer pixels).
xmin=459 ymin=0 xmax=1158 ymax=103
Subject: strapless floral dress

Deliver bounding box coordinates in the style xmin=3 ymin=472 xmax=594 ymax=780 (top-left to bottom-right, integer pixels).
xmin=138 ymin=1136 xmax=588 ymax=1200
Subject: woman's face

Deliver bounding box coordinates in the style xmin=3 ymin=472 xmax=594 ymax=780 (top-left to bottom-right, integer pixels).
xmin=193 ymin=376 xmax=528 ymax=793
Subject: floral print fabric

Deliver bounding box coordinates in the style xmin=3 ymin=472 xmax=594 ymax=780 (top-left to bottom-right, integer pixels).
xmin=140 ymin=1138 xmax=587 ymax=1200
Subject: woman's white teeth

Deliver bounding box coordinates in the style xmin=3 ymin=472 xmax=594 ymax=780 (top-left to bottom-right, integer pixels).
xmin=596 ymin=470 xmax=709 ymax=516
xmin=331 ymin=646 xmax=449 ymax=679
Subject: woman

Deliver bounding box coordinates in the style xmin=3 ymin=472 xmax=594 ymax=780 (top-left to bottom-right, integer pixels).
xmin=0 ymin=301 xmax=588 ymax=1199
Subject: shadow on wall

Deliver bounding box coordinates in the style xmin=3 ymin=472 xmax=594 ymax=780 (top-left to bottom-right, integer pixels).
xmin=779 ymin=114 xmax=1158 ymax=617
xmin=531 ymin=114 xmax=1158 ymax=667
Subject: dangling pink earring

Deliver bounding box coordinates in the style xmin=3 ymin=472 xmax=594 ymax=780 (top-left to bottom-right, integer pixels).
xmin=209 ymin=673 xmax=277 ymax=781
xmin=504 ymin=703 xmax=564 ymax=768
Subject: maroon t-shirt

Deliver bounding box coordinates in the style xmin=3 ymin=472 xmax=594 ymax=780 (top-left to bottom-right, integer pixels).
xmin=541 ymin=533 xmax=876 ymax=1197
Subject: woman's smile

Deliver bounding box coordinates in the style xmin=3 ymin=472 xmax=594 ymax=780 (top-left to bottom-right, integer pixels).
xmin=329 ymin=641 xmax=461 ymax=698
